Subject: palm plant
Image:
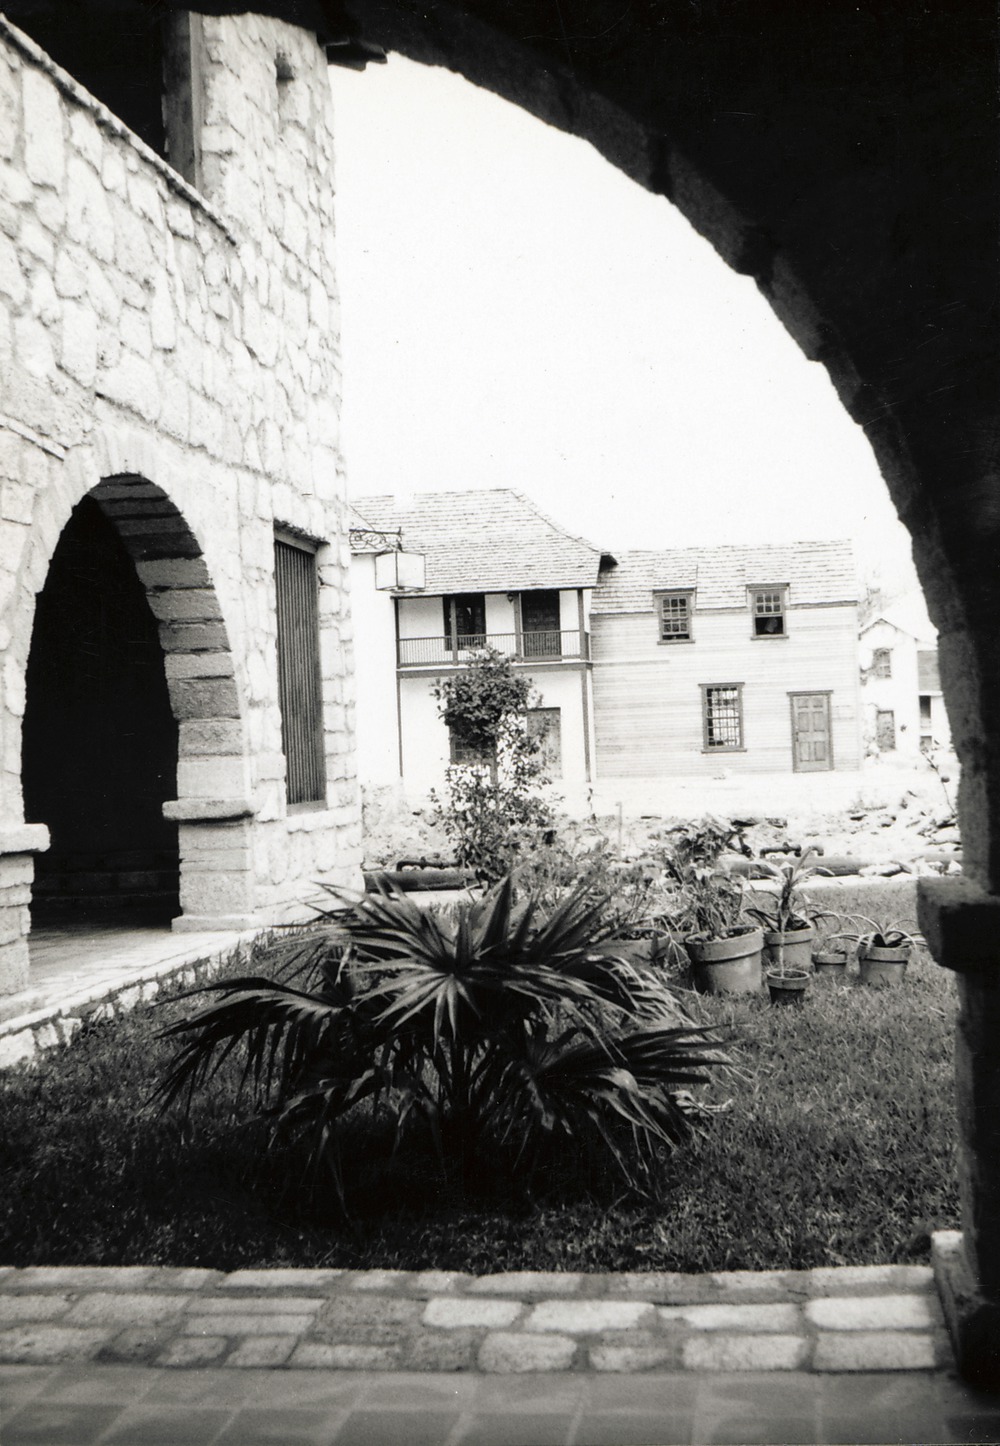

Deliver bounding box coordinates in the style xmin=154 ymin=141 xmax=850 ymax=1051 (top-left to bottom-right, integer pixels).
xmin=156 ymin=878 xmax=729 ymax=1209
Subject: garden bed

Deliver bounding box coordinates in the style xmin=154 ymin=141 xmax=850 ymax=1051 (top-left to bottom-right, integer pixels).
xmin=0 ymin=939 xmax=959 ymax=1275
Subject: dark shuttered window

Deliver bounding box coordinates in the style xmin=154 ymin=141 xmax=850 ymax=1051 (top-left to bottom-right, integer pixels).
xmin=274 ymin=531 xmax=326 ymax=807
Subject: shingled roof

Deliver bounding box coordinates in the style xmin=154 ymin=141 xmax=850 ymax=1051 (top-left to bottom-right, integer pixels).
xmin=592 ymin=540 xmax=857 ymax=613
xmin=350 ymin=489 xmax=606 ymax=594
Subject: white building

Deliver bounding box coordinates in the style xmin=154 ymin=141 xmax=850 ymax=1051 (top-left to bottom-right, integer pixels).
xmin=350 ymin=490 xmax=607 ymax=799
xmin=859 ymin=593 xmax=952 ymax=758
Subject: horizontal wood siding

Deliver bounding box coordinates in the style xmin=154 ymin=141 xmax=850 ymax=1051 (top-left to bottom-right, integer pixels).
xmin=591 ymin=605 xmax=860 ymax=777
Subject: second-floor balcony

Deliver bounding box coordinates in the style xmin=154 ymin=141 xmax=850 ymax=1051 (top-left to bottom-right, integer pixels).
xmin=397 ymin=630 xmax=590 ymax=668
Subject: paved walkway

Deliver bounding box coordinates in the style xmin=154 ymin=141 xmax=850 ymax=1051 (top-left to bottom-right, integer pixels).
xmin=0 ymin=925 xmax=250 ymax=1065
xmin=1 ymin=1262 xmax=998 ymax=1443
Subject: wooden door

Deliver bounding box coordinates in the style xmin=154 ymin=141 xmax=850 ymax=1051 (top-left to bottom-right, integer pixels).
xmin=790 ymin=692 xmax=833 ymax=771
xmin=520 ymin=590 xmax=562 ymax=657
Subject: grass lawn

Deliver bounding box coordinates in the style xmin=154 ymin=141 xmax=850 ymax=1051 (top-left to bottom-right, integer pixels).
xmin=0 ymin=943 xmax=959 ymax=1273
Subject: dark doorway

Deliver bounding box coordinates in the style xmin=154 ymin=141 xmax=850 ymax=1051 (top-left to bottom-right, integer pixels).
xmin=22 ymin=496 xmax=179 ymax=925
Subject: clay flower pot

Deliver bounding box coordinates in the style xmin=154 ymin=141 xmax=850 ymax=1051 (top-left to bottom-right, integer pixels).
xmin=766 ymin=967 xmax=811 ymax=1006
xmin=762 ymin=924 xmax=814 ymax=974
xmin=685 ymin=927 xmax=764 ymax=995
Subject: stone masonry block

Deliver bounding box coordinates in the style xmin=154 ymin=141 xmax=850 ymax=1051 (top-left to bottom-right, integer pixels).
xmin=470 ymin=1272 xmax=583 ymax=1296
xmin=0 ymin=1326 xmax=111 ymax=1363
xmin=225 ymin=1335 xmax=296 ymax=1367
xmin=0 ymin=942 xmax=29 ymax=999
xmin=136 ymin=557 xmax=212 ymax=590
xmin=22 ymin=66 xmax=64 ymax=188
xmin=807 ymin=1265 xmax=933 ymax=1294
xmin=192 ymin=1296 xmax=322 ymax=1315
xmin=403 ymin=1328 xmax=480 ymax=1372
xmin=805 ymin=1293 xmax=939 ymax=1331
xmin=423 ymin=1298 xmax=522 ymax=1329
xmin=589 ymin=1342 xmax=682 ymax=1371
xmin=526 ymin=1300 xmax=654 ymax=1333
xmin=183 ymin=1312 xmax=315 ymax=1335
xmin=147 ymin=588 xmax=224 ymax=623
xmin=289 ymin=1342 xmax=402 ymax=1369
xmin=176 ymin=756 xmax=247 ymax=798
xmin=813 ymin=1330 xmax=941 ymax=1372
xmin=0 ymin=1295 xmax=72 ymax=1323
xmin=179 ymin=720 xmax=244 ymax=756
xmin=0 ymin=1026 xmax=34 ymax=1064
xmin=681 ymin=1333 xmax=808 ymax=1371
xmin=660 ymin=1303 xmax=801 ymax=1332
xmin=158 ymin=1336 xmax=228 ymax=1367
xmin=478 ymin=1332 xmax=577 ymax=1373
xmin=349 ymin=1270 xmax=409 ymax=1291
xmin=166 ymin=653 xmax=236 ymax=679
xmin=171 ymin=678 xmax=242 ymax=721
xmin=220 ymin=1269 xmax=345 ymax=1289
xmin=65 ymin=1293 xmax=190 ymax=1327
xmin=315 ymin=1295 xmax=422 ymax=1342
xmin=12 ymin=1266 xmax=156 ymax=1289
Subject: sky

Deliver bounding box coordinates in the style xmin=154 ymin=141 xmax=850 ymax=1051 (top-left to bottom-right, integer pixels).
xmin=329 ymin=55 xmax=919 ymax=598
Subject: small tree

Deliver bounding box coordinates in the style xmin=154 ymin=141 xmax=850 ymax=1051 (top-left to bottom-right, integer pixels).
xmin=431 ymin=648 xmax=554 ymax=884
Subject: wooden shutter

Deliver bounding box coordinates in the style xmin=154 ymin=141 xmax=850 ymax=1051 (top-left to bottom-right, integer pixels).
xmin=274 ymin=535 xmax=326 ymax=806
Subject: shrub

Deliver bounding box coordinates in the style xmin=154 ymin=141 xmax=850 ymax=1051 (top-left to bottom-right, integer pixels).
xmin=430 ymin=648 xmax=555 ymax=884
xmin=157 ymin=879 xmax=728 ymax=1211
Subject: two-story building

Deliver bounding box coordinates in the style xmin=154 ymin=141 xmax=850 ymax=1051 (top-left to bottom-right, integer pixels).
xmin=350 ymin=492 xmax=864 ymax=803
xmin=350 ymin=490 xmax=606 ymax=796
xmin=589 ymin=542 xmax=862 ymax=780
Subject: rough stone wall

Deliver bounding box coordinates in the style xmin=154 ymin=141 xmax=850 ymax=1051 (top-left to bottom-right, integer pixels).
xmin=0 ymin=13 xmax=361 ymax=986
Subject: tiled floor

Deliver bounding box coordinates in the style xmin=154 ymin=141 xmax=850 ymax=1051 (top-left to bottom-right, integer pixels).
xmin=3 ymin=1363 xmax=1000 ymax=1444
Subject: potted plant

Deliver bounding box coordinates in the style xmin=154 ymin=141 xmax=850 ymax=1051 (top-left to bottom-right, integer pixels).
xmin=746 ymin=852 xmax=833 ymax=1005
xmin=811 ymin=932 xmax=855 ymax=982
xmin=854 ymin=920 xmax=922 ymax=987
xmin=666 ymin=860 xmax=763 ymax=995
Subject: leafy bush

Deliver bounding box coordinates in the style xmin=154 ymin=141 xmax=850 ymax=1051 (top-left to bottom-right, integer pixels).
xmin=157 ymin=879 xmax=727 ymax=1211
xmin=430 ymin=648 xmax=555 ymax=884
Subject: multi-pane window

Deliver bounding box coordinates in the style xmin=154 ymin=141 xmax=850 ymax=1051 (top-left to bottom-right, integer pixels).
xmin=657 ymin=592 xmax=693 ymax=642
xmin=751 ymin=587 xmax=787 ymax=637
xmin=873 ymin=647 xmax=892 ymax=678
xmin=274 ymin=532 xmax=326 ymax=807
xmin=702 ymin=684 xmax=744 ymax=750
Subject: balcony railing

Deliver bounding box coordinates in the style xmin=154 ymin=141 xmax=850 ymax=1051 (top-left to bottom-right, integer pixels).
xmin=397 ymin=630 xmax=589 ymax=667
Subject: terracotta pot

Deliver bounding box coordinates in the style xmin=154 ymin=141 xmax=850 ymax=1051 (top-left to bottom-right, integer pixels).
xmin=766 ymin=968 xmax=810 ymax=1006
xmin=859 ymin=945 xmax=909 ymax=987
xmin=685 ymin=928 xmax=764 ymax=995
xmin=812 ymin=950 xmax=849 ymax=982
xmin=762 ymin=925 xmax=814 ymax=974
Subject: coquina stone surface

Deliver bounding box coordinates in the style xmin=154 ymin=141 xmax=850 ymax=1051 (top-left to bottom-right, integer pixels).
xmin=0 ymin=12 xmax=362 ymax=992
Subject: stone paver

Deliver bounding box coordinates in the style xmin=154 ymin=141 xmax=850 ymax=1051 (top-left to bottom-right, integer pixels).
xmin=0 ymin=1259 xmax=963 ymax=1377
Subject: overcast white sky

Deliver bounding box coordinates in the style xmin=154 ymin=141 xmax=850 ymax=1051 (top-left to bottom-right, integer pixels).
xmin=330 ymin=56 xmax=919 ymax=596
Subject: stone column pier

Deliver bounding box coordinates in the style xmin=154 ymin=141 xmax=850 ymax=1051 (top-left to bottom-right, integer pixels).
xmin=920 ymin=876 xmax=1000 ymax=1388
xmin=0 ymin=825 xmax=49 ymax=994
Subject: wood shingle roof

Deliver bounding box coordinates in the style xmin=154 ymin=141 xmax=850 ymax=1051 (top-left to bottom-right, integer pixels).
xmin=350 ymin=489 xmax=605 ymax=594
xmin=592 ymin=541 xmax=857 ymax=613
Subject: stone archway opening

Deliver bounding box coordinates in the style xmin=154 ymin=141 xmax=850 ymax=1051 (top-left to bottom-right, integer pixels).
xmin=23 ymin=495 xmax=180 ymax=926
xmin=21 ymin=474 xmax=250 ymax=937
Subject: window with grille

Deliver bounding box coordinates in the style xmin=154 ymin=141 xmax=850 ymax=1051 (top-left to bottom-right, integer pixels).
xmin=873 ymin=647 xmax=892 ymax=678
xmin=526 ymin=707 xmax=562 ymax=775
xmin=448 ymin=724 xmax=493 ymax=767
xmin=274 ymin=532 xmax=326 ymax=807
xmin=657 ymin=591 xmax=693 ymax=642
xmin=750 ymin=587 xmax=787 ymax=637
xmin=702 ymin=684 xmax=744 ymax=750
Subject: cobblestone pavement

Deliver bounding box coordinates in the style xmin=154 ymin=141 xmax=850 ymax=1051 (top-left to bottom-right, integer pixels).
xmin=1 ymin=1263 xmax=999 ymax=1443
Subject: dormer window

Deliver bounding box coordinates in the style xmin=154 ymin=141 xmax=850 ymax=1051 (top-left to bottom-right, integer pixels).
xmin=657 ymin=591 xmax=694 ymax=643
xmin=750 ymin=586 xmax=787 ymax=638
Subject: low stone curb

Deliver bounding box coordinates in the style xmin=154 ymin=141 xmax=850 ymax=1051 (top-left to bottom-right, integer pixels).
xmin=0 ymin=1264 xmax=952 ymax=1375
xmin=0 ymin=932 xmax=251 ymax=1069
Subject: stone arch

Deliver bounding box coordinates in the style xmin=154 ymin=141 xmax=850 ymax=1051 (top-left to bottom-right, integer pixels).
xmin=19 ymin=470 xmax=255 ymax=938
xmin=335 ymin=0 xmax=999 ymax=1381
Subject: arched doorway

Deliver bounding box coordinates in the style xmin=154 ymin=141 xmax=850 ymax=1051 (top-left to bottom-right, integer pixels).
xmin=22 ymin=496 xmax=179 ymax=924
